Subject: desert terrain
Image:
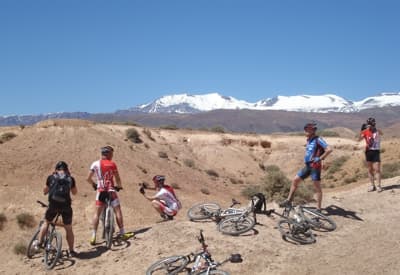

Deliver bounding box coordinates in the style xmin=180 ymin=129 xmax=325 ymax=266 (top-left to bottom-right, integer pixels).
xmin=0 ymin=119 xmax=399 ymax=275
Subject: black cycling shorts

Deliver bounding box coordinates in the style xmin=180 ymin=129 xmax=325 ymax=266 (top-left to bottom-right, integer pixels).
xmin=45 ymin=205 xmax=73 ymax=225
xmin=365 ymin=150 xmax=380 ymax=163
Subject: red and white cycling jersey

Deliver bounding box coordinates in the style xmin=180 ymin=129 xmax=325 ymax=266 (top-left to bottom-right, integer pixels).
xmin=156 ymin=186 xmax=181 ymax=211
xmin=361 ymin=128 xmax=381 ymax=151
xmin=90 ymin=159 xmax=118 ymax=191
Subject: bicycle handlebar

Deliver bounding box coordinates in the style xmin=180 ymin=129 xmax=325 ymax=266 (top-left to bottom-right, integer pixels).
xmin=37 ymin=200 xmax=48 ymax=208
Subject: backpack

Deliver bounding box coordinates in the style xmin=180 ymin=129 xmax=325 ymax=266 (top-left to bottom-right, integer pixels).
xmin=251 ymin=193 xmax=267 ymax=214
xmin=310 ymin=136 xmax=325 ymax=157
xmin=48 ymin=174 xmax=72 ymax=204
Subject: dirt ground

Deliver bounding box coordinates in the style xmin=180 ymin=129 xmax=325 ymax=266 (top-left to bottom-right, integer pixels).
xmin=0 ymin=120 xmax=399 ymax=275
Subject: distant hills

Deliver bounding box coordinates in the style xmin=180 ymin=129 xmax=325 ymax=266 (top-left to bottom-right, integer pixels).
xmin=1 ymin=92 xmax=400 ymax=133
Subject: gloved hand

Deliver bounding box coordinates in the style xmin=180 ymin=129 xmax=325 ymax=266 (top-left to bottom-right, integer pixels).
xmin=92 ymin=183 xmax=97 ymax=191
xmin=139 ymin=186 xmax=145 ymax=194
xmin=361 ymin=123 xmax=368 ymax=131
xmin=142 ymin=182 xmax=149 ymax=189
xmin=313 ymin=157 xmax=321 ymax=163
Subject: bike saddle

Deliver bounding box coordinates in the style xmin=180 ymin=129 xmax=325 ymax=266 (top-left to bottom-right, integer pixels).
xmin=230 ymin=254 xmax=243 ymax=263
xmin=231 ymin=198 xmax=240 ymax=205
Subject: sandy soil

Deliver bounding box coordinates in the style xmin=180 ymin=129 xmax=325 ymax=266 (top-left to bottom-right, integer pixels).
xmin=0 ymin=120 xmax=399 ymax=275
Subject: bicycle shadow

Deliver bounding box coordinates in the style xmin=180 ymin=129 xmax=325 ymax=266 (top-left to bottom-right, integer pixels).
xmin=53 ymin=254 xmax=76 ymax=270
xmin=323 ymin=205 xmax=363 ymax=221
xmin=382 ymin=184 xmax=400 ymax=191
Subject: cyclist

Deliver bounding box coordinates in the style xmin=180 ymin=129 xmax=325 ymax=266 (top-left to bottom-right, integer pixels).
xmin=140 ymin=175 xmax=182 ymax=220
xmin=280 ymin=122 xmax=332 ymax=211
xmin=87 ymin=146 xmax=126 ymax=245
xmin=358 ymin=117 xmax=383 ymax=192
xmin=34 ymin=161 xmax=78 ymax=256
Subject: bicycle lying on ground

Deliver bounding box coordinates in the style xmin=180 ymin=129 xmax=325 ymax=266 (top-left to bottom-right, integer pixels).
xmin=276 ymin=201 xmax=336 ymax=244
xmin=187 ymin=197 xmax=258 ymax=236
xmin=26 ymin=200 xmax=63 ymax=270
xmin=146 ymin=230 xmax=243 ymax=275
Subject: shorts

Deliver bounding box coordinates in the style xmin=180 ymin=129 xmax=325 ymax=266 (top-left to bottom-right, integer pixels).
xmin=365 ymin=150 xmax=380 ymax=163
xmin=96 ymin=191 xmax=120 ymax=208
xmin=45 ymin=205 xmax=73 ymax=225
xmin=159 ymin=201 xmax=178 ymax=216
xmin=297 ymin=163 xmax=321 ymax=181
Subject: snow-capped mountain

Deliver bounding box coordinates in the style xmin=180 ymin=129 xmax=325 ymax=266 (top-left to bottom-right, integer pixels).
xmin=133 ymin=92 xmax=400 ymax=114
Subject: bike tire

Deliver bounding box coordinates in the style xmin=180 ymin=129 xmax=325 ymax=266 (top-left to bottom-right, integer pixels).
xmin=26 ymin=226 xmax=41 ymax=258
xmin=44 ymin=230 xmax=62 ymax=270
xmin=199 ymin=270 xmax=230 ymax=275
xmin=302 ymin=208 xmax=336 ymax=232
xmin=187 ymin=203 xmax=221 ymax=221
xmin=146 ymin=255 xmax=189 ymax=275
xmin=105 ymin=207 xmax=115 ymax=249
xmin=217 ymin=216 xmax=255 ymax=236
xmin=277 ymin=219 xmax=315 ymax=245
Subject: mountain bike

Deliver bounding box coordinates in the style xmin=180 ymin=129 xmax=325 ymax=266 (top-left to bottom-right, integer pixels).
xmin=187 ymin=197 xmax=257 ymax=236
xmin=146 ymin=230 xmax=243 ymax=275
xmin=99 ymin=187 xmax=122 ymax=249
xmin=26 ymin=200 xmax=63 ymax=270
xmin=277 ymin=204 xmax=316 ymax=245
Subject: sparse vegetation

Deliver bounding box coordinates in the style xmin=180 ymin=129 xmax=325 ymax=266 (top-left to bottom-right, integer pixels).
xmin=16 ymin=213 xmax=35 ymax=229
xmin=318 ymin=130 xmax=340 ymax=137
xmin=183 ymin=159 xmax=195 ymax=168
xmin=0 ymin=132 xmax=17 ymax=144
xmin=160 ymin=125 xmax=178 ymax=130
xmin=13 ymin=242 xmax=27 ymax=255
xmin=382 ymin=162 xmax=400 ymax=179
xmin=158 ymin=151 xmax=169 ymax=159
xmin=247 ymin=140 xmax=258 ymax=147
xmin=126 ymin=128 xmax=143 ymax=143
xmin=210 ymin=126 xmax=225 ymax=133
xmin=0 ymin=213 xmax=7 ymax=230
xmin=229 ymin=177 xmax=244 ymax=185
xmin=327 ymin=155 xmax=350 ymax=174
xmin=171 ymin=182 xmax=181 ymax=189
xmin=260 ymin=140 xmax=271 ymax=148
xmin=206 ymin=169 xmax=219 ymax=178
xmin=142 ymin=128 xmax=155 ymax=141
xmin=200 ymin=188 xmax=210 ymax=195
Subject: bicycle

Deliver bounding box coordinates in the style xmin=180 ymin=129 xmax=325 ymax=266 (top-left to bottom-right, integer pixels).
xmin=187 ymin=197 xmax=257 ymax=236
xmin=99 ymin=187 xmax=122 ymax=249
xmin=26 ymin=200 xmax=63 ymax=270
xmin=146 ymin=230 xmax=243 ymax=275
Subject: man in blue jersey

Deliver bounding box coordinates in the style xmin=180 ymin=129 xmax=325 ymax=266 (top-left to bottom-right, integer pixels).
xmin=280 ymin=122 xmax=332 ymax=211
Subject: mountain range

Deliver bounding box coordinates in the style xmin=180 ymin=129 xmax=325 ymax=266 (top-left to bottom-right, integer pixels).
xmin=1 ymin=92 xmax=400 ymax=133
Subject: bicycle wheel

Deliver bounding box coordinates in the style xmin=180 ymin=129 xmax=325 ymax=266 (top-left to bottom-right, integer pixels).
xmin=26 ymin=226 xmax=41 ymax=258
xmin=217 ymin=216 xmax=255 ymax=236
xmin=105 ymin=206 xmax=115 ymax=249
xmin=44 ymin=230 xmax=62 ymax=270
xmin=146 ymin=255 xmax=189 ymax=275
xmin=302 ymin=208 xmax=336 ymax=232
xmin=277 ymin=219 xmax=315 ymax=245
xmin=199 ymin=270 xmax=229 ymax=275
xmin=187 ymin=203 xmax=221 ymax=221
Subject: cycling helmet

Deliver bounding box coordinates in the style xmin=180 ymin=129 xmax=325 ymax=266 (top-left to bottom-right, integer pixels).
xmin=101 ymin=146 xmax=114 ymax=156
xmin=55 ymin=161 xmax=68 ymax=170
xmin=366 ymin=117 xmax=376 ymax=126
xmin=303 ymin=122 xmax=317 ymax=131
xmin=152 ymin=175 xmax=165 ymax=185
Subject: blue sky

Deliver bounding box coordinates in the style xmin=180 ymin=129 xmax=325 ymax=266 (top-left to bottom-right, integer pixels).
xmin=1 ymin=0 xmax=399 ymax=116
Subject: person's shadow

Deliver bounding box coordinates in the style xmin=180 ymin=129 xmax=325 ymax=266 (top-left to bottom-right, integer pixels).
xmin=382 ymin=184 xmax=400 ymax=191
xmin=323 ymin=205 xmax=363 ymax=221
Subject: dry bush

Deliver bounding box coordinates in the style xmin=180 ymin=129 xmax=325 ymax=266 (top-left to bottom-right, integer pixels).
xmin=137 ymin=165 xmax=148 ymax=174
xmin=200 ymin=188 xmax=210 ymax=195
xmin=327 ymin=156 xmax=350 ymax=175
xmin=183 ymin=159 xmax=195 ymax=168
xmin=247 ymin=140 xmax=259 ymax=147
xmin=13 ymin=242 xmax=27 ymax=255
xmin=0 ymin=132 xmax=17 ymax=144
xmin=229 ymin=178 xmax=244 ymax=185
xmin=0 ymin=213 xmax=6 ymax=230
xmin=171 ymin=182 xmax=181 ymax=189
xmin=126 ymin=128 xmax=142 ymax=143
xmin=260 ymin=140 xmax=271 ymax=148
xmin=382 ymin=162 xmax=400 ymax=179
xmin=221 ymin=138 xmax=233 ymax=146
xmin=160 ymin=125 xmax=178 ymax=130
xmin=210 ymin=126 xmax=225 ymax=133
xmin=16 ymin=213 xmax=35 ymax=229
xmin=158 ymin=151 xmax=169 ymax=159
xmin=206 ymin=169 xmax=219 ymax=178
xmin=142 ymin=128 xmax=155 ymax=141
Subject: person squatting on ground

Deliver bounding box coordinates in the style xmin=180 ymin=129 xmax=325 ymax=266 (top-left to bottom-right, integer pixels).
xmin=280 ymin=122 xmax=332 ymax=211
xmin=34 ymin=161 xmax=78 ymax=256
xmin=87 ymin=146 xmax=126 ymax=245
xmin=359 ymin=117 xmax=383 ymax=192
xmin=140 ymin=175 xmax=182 ymax=220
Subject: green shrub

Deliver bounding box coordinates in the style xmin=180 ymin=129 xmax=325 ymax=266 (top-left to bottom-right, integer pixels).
xmin=206 ymin=169 xmax=219 ymax=177
xmin=382 ymin=162 xmax=400 ymax=179
xmin=126 ymin=128 xmax=142 ymax=143
xmin=16 ymin=213 xmax=35 ymax=229
xmin=13 ymin=242 xmax=27 ymax=255
xmin=158 ymin=151 xmax=168 ymax=159
xmin=0 ymin=213 xmax=6 ymax=230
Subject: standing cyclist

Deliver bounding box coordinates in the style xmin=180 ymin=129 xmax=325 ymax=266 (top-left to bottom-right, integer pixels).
xmin=34 ymin=161 xmax=78 ymax=256
xmin=87 ymin=146 xmax=126 ymax=245
xmin=359 ymin=117 xmax=383 ymax=192
xmin=280 ymin=122 xmax=332 ymax=211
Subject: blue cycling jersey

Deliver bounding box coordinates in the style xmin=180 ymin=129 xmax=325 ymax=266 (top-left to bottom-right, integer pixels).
xmin=304 ymin=136 xmax=328 ymax=163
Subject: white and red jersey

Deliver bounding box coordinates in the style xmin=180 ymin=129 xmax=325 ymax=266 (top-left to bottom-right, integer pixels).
xmin=156 ymin=186 xmax=181 ymax=211
xmin=361 ymin=128 xmax=381 ymax=151
xmin=90 ymin=159 xmax=119 ymax=191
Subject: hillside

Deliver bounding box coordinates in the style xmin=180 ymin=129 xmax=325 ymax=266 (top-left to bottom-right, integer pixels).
xmin=0 ymin=119 xmax=399 ymax=274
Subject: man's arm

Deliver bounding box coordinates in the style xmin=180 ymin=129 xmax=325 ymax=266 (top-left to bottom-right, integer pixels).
xmin=87 ymin=170 xmax=97 ymax=190
xmin=71 ymin=178 xmax=78 ymax=195
xmin=320 ymin=146 xmax=333 ymax=161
